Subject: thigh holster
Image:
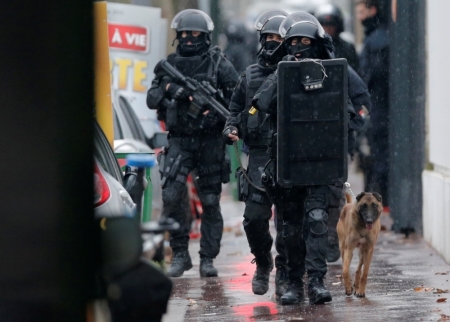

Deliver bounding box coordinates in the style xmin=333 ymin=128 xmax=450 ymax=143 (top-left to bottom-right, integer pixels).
xmin=159 ymin=149 xmax=189 ymax=188
xmin=235 ymin=167 xmax=249 ymax=202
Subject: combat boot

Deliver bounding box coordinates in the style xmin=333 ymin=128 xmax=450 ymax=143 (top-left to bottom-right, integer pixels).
xmin=275 ymin=266 xmax=289 ymax=297
xmin=251 ymin=253 xmax=274 ymax=295
xmin=308 ymin=276 xmax=332 ymax=304
xmin=280 ymin=280 xmax=304 ymax=305
xmin=199 ymin=257 xmax=218 ymax=277
xmin=167 ymin=250 xmax=192 ymax=277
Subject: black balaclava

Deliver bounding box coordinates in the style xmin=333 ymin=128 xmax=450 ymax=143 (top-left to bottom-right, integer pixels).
xmin=264 ymin=39 xmax=280 ymax=52
xmin=177 ymin=31 xmax=209 ymax=56
xmin=258 ymin=34 xmax=284 ymax=65
xmin=286 ymin=37 xmax=319 ymax=60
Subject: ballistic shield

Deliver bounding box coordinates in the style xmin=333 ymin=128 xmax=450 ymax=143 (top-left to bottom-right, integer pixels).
xmin=276 ymin=59 xmax=348 ymax=187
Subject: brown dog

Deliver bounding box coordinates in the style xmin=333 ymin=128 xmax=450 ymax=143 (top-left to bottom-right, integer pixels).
xmin=337 ymin=192 xmax=383 ymax=298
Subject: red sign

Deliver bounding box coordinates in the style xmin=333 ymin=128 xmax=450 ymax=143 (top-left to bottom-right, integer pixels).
xmin=108 ymin=23 xmax=149 ymax=52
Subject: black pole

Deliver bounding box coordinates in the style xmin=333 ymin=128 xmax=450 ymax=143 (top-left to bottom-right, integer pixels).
xmin=389 ymin=0 xmax=426 ymax=235
xmin=0 ymin=1 xmax=97 ymax=320
xmin=210 ymin=0 xmax=221 ymax=46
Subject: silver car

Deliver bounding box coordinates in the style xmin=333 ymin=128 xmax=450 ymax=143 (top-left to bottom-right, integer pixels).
xmin=112 ymin=94 xmax=163 ymax=222
xmin=94 ymin=121 xmax=136 ymax=220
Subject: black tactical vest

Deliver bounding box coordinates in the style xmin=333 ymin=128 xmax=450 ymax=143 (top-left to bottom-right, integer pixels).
xmin=172 ymin=48 xmax=222 ymax=88
xmin=165 ymin=47 xmax=223 ymax=134
xmin=240 ymin=64 xmax=273 ymax=147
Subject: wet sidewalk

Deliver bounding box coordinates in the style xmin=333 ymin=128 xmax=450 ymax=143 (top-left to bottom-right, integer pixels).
xmin=163 ymin=165 xmax=450 ymax=322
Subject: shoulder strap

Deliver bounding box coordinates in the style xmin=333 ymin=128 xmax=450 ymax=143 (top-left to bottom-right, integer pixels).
xmin=206 ymin=46 xmax=223 ymax=88
xmin=245 ymin=64 xmax=266 ymax=89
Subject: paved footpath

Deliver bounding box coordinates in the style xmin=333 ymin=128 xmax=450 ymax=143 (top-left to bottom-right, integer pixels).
xmin=163 ymin=166 xmax=450 ymax=322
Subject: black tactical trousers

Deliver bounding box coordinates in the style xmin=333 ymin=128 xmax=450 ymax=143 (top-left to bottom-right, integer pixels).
xmin=242 ymin=148 xmax=273 ymax=257
xmin=159 ymin=134 xmax=228 ymax=258
xmin=276 ymin=185 xmax=342 ymax=281
xmin=328 ymin=184 xmax=347 ymax=248
xmin=242 ymin=148 xmax=286 ymax=267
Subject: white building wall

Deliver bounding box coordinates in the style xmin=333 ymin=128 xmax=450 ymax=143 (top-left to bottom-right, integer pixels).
xmin=423 ymin=0 xmax=450 ymax=263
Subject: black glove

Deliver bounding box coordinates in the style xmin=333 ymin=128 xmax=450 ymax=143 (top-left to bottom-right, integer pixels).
xmin=166 ymin=83 xmax=189 ymax=101
xmin=282 ymin=55 xmax=297 ymax=62
xmin=222 ymin=126 xmax=238 ymax=145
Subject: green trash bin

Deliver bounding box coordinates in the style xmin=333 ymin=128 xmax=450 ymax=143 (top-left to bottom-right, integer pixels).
xmin=115 ymin=152 xmax=154 ymax=223
xmin=226 ymin=141 xmax=243 ymax=201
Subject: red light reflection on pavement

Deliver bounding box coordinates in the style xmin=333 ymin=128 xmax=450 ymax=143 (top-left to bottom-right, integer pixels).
xmin=232 ymin=301 xmax=278 ymax=321
xmin=226 ymin=256 xmax=256 ymax=293
xmin=226 ymin=275 xmax=253 ymax=293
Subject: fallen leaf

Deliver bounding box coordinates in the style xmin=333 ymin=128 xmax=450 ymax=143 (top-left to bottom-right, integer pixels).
xmin=223 ymin=227 xmax=233 ymax=233
xmin=242 ymin=273 xmax=247 ymax=276
xmin=414 ymin=287 xmax=434 ymax=292
xmin=335 ymin=275 xmax=343 ymax=278
xmin=434 ymin=289 xmax=450 ymax=294
xmin=188 ymin=299 xmax=198 ymax=306
xmin=332 ymin=282 xmax=341 ymax=285
xmin=436 ymin=272 xmax=449 ymax=275
xmin=436 ymin=298 xmax=447 ymax=303
xmin=439 ymin=314 xmax=450 ymax=321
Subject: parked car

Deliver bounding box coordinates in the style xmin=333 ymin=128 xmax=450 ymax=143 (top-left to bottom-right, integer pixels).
xmin=93 ymin=120 xmax=172 ymax=321
xmin=112 ymin=94 xmax=163 ymax=221
xmin=94 ymin=120 xmax=136 ymax=219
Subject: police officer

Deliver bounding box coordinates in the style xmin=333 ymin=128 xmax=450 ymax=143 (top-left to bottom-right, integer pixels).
xmin=222 ymin=10 xmax=289 ymax=298
xmin=147 ymin=9 xmax=239 ymax=278
xmin=252 ymin=12 xmax=367 ymax=305
xmin=315 ymin=3 xmax=370 ymax=263
xmin=224 ymin=19 xmax=253 ymax=74
xmin=356 ymin=0 xmax=390 ymax=207
xmin=314 ymin=3 xmax=359 ymax=71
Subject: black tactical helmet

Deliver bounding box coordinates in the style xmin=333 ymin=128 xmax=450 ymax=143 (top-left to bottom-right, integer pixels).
xmin=171 ymin=9 xmax=214 ymax=54
xmin=254 ymin=10 xmax=289 ymax=40
xmin=279 ymin=11 xmax=334 ymax=59
xmin=171 ymin=9 xmax=214 ymax=34
xmin=279 ymin=11 xmax=326 ymax=41
xmin=314 ymin=4 xmax=344 ymax=35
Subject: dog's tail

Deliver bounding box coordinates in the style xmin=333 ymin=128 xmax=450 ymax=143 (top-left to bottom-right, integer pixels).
xmin=345 ymin=192 xmax=352 ymax=204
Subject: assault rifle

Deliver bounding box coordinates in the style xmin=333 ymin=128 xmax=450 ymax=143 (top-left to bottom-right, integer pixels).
xmin=154 ymin=59 xmax=230 ymax=121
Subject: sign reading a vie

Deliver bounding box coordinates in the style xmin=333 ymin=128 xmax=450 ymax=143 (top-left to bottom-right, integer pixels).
xmin=108 ymin=23 xmax=149 ymax=53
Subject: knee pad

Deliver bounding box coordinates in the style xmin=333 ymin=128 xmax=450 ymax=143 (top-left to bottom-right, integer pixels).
xmin=307 ymin=209 xmax=328 ymax=236
xmin=304 ymin=195 xmax=327 ymax=214
xmin=162 ymin=188 xmax=183 ymax=210
xmin=162 ymin=189 xmax=181 ymax=204
xmin=199 ymin=193 xmax=220 ymax=212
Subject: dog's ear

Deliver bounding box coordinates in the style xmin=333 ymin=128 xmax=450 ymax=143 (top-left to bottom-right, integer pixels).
xmin=372 ymin=192 xmax=382 ymax=203
xmin=356 ymin=192 xmax=366 ymax=201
